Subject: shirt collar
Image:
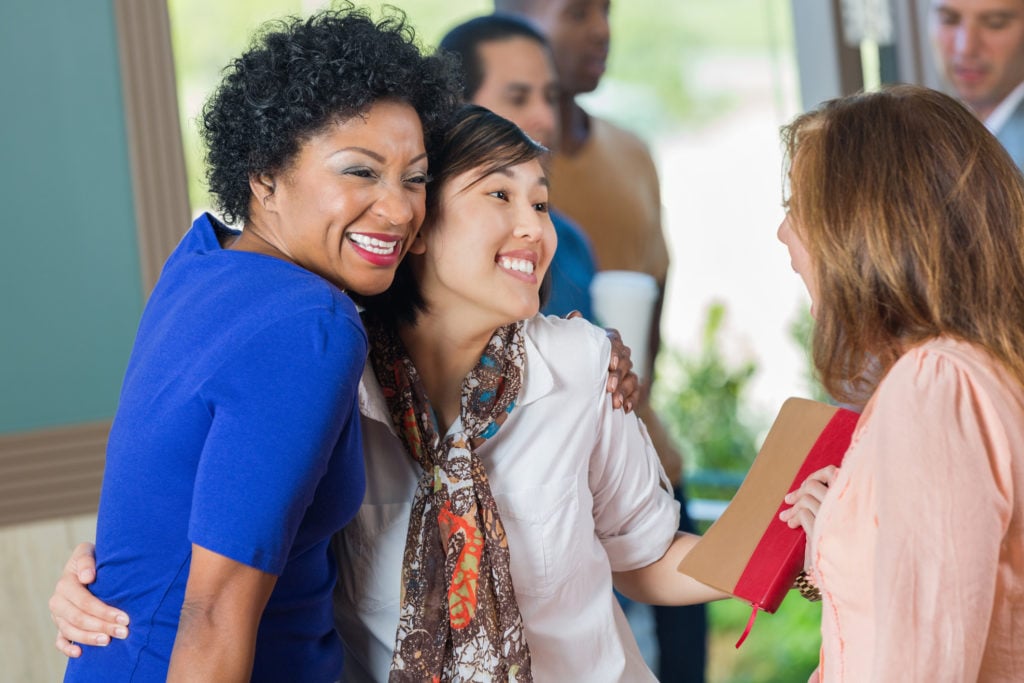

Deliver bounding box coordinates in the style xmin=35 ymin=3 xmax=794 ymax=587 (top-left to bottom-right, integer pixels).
xmin=358 ymin=359 xmax=393 ymax=433
xmin=518 ymin=319 xmax=555 ymax=408
xmin=358 ymin=320 xmax=556 ymax=433
xmin=985 ymin=79 xmax=1024 ymax=135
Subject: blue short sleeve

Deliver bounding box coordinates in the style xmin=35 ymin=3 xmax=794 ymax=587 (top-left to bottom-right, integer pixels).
xmin=189 ymin=307 xmax=366 ymax=575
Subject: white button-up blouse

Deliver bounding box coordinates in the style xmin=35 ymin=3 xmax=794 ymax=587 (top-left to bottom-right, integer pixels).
xmin=332 ymin=314 xmax=680 ymax=682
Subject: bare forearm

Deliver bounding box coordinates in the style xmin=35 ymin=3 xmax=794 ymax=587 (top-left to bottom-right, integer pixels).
xmin=166 ymin=544 xmax=275 ymax=682
xmin=167 ymin=600 xmax=259 ymax=682
xmin=613 ymin=532 xmax=729 ymax=605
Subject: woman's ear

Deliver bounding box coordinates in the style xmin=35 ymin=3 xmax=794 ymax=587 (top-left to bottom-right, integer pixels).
xmin=249 ymin=173 xmax=277 ymax=211
xmin=407 ymin=229 xmax=427 ymax=255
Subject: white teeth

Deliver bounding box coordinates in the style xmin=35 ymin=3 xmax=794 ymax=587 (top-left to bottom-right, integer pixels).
xmin=498 ymin=257 xmax=535 ymax=274
xmin=349 ymin=234 xmax=398 ymax=255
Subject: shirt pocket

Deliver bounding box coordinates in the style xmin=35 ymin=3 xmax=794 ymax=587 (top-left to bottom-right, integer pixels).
xmin=493 ymin=476 xmax=582 ymax=598
xmin=334 ymin=500 xmax=411 ymax=613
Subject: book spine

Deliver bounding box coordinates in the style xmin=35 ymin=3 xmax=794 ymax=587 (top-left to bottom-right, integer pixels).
xmin=733 ymin=408 xmax=860 ymax=613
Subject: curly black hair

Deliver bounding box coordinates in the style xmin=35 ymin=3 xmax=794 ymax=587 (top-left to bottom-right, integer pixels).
xmin=201 ymin=4 xmax=462 ymax=225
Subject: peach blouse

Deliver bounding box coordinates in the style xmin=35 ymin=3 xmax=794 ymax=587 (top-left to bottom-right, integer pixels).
xmin=811 ymin=338 xmax=1024 ymax=682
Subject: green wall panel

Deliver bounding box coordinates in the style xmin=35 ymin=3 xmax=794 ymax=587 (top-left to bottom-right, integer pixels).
xmin=0 ymin=0 xmax=144 ymax=432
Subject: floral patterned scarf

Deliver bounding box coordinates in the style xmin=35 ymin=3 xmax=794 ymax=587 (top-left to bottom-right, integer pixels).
xmin=363 ymin=313 xmax=534 ymax=683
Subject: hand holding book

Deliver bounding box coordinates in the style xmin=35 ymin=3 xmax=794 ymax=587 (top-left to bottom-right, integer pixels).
xmin=676 ymin=398 xmax=859 ymax=646
xmin=779 ymin=465 xmax=839 ymax=540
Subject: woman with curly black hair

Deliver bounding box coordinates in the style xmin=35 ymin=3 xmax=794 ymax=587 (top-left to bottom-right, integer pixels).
xmin=60 ymin=6 xmax=460 ymax=681
xmin=56 ymin=103 xmax=717 ymax=683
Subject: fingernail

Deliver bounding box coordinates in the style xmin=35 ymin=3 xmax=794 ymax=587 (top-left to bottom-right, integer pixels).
xmin=96 ymin=634 xmax=110 ymax=645
xmin=625 ymin=400 xmax=633 ymax=412
xmin=115 ymin=613 xmax=129 ymax=626
xmin=610 ymin=356 xmax=619 ymax=370
xmin=114 ymin=627 xmax=128 ymax=639
xmin=609 ymin=377 xmax=618 ymax=391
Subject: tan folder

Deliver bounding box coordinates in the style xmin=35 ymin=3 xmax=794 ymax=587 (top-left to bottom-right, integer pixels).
xmin=678 ymin=398 xmax=859 ymax=617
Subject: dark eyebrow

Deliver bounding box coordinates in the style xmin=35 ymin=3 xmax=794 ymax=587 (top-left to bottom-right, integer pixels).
xmin=983 ymin=10 xmax=1019 ymax=19
xmin=496 ymin=166 xmax=550 ymax=187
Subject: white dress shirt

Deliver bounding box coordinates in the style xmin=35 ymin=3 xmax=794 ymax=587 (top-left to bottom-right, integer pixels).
xmin=332 ymin=314 xmax=680 ymax=682
xmin=985 ymin=78 xmax=1024 ymax=135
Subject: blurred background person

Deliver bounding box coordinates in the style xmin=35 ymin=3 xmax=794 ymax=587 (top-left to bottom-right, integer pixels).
xmin=493 ymin=1 xmax=706 ymax=681
xmin=930 ymin=0 xmax=1024 ymax=167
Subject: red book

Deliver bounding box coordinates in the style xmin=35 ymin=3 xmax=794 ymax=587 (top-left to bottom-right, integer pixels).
xmin=677 ymin=397 xmax=859 ymax=644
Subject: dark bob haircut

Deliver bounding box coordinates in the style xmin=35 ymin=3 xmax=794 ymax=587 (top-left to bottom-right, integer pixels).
xmin=201 ymin=4 xmax=462 ymax=225
xmin=355 ymin=104 xmax=549 ymax=325
xmin=438 ymin=14 xmax=550 ymax=101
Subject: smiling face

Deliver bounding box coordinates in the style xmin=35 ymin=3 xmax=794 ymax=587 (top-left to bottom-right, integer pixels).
xmin=472 ymin=36 xmax=560 ymax=148
xmin=524 ymin=0 xmax=611 ymax=96
xmin=930 ymin=0 xmax=1024 ymax=119
xmin=414 ymin=158 xmax=557 ymax=330
xmin=247 ymin=99 xmax=428 ymax=295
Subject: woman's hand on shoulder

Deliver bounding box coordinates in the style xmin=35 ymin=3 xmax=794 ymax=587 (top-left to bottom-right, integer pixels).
xmin=565 ymin=310 xmax=641 ymax=412
xmin=49 ymin=542 xmax=129 ymax=657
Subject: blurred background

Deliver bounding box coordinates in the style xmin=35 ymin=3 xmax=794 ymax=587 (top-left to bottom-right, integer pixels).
xmin=0 ymin=1 xmax=942 ymax=680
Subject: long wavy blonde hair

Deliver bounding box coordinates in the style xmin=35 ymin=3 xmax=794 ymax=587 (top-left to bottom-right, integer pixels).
xmin=783 ymin=84 xmax=1024 ymax=402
